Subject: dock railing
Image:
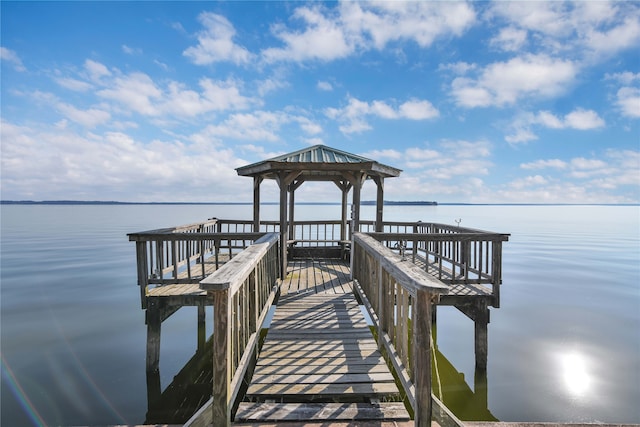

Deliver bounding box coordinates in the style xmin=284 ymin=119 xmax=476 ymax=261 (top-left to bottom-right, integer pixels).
xmin=189 ymin=232 xmax=280 ymax=427
xmin=351 ymin=232 xmax=449 ymax=427
xmin=128 ymin=219 xmax=266 ymax=308
xmin=363 ymin=221 xmax=509 ymax=307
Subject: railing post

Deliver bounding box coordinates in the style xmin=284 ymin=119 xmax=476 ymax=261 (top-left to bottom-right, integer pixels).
xmin=491 ymin=240 xmax=502 ymax=308
xmin=135 ymin=241 xmax=149 ymax=309
xmin=413 ymin=288 xmax=433 ymax=427
xmin=210 ymin=288 xmax=231 ymax=427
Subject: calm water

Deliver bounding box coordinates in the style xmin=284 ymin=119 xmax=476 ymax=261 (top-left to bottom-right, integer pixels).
xmin=1 ymin=204 xmax=639 ymax=425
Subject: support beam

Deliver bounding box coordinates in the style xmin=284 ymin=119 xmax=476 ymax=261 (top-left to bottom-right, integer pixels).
xmin=253 ymin=176 xmax=263 ymax=233
xmin=474 ymin=301 xmax=489 ymax=371
xmin=288 ymin=185 xmax=295 ymax=241
xmin=333 ymin=180 xmax=352 ymax=242
xmin=454 ymin=301 xmax=490 ymax=371
xmin=197 ymin=305 xmax=206 ymax=351
xmin=413 ymin=289 xmax=434 ymax=426
xmin=372 ymin=176 xmax=384 ymax=232
xmin=343 ymin=172 xmax=366 ymax=233
xmin=211 ymin=290 xmax=231 ymax=426
xmin=288 ymin=180 xmax=304 ymax=242
xmin=276 ymin=172 xmax=289 ymax=279
xmin=146 ymin=300 xmax=161 ymax=373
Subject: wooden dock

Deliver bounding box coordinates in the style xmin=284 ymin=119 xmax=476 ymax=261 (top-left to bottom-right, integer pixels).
xmin=236 ymin=259 xmax=410 ymax=422
xmin=130 ymin=219 xmax=508 ymax=427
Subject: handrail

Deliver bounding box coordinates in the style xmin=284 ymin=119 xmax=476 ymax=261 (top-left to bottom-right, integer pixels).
xmin=351 ymin=232 xmax=448 ymax=427
xmin=198 ymin=233 xmax=280 ymax=427
xmin=366 ymin=228 xmax=509 ymax=307
xmin=128 ymin=223 xmax=266 ymax=308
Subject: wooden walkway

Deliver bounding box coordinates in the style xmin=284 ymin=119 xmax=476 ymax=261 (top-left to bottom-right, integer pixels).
xmin=236 ymin=259 xmax=410 ymax=423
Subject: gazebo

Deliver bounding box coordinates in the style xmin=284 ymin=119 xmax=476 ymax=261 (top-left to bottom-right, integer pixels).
xmin=235 ymin=145 xmax=402 ymax=275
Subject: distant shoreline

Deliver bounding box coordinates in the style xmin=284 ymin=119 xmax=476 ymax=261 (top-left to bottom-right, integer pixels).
xmin=1 ymin=200 xmax=638 ymax=206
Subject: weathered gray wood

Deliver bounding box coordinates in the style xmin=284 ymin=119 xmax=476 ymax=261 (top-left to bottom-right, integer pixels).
xmin=414 ymin=288 xmax=433 ymax=427
xmin=354 ymin=233 xmax=449 ymax=296
xmin=253 ymin=176 xmax=262 ymax=232
xmin=245 ymin=264 xmax=404 ymax=412
xmin=211 ymin=289 xmax=230 ymax=427
xmin=200 ymin=233 xmax=278 ymax=293
xmin=235 ymin=402 xmax=410 ymax=422
xmin=247 ymin=381 xmax=400 ymax=398
xmin=373 ymin=175 xmax=384 ymax=232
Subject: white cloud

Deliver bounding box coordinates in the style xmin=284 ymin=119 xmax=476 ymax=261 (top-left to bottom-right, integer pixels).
xmin=438 ymin=61 xmax=476 ymax=75
xmin=96 ymin=71 xmax=256 ymax=117
xmin=55 ymin=77 xmax=93 ymax=92
xmin=184 ymin=12 xmax=253 ymax=65
xmin=0 ymin=120 xmax=248 ymax=202
xmin=509 ymin=175 xmax=548 ymax=190
xmin=191 ymin=110 xmax=321 ymax=145
xmin=257 ymin=77 xmax=289 ymax=96
xmin=452 ymin=54 xmax=577 ymax=107
xmin=399 ymin=100 xmax=440 ymax=120
xmin=506 ymin=108 xmax=605 ymax=144
xmin=362 ymin=149 xmax=403 ymax=160
xmin=584 ymin=15 xmax=640 ymax=57
xmin=1 ymin=47 xmax=26 ymax=71
xmin=605 ymin=71 xmax=640 ymax=85
xmin=263 ymin=6 xmax=354 ymax=63
xmin=571 ymin=157 xmax=608 ymax=170
xmin=563 ymin=109 xmax=606 ymax=130
xmin=317 ymin=81 xmax=333 ymax=91
xmin=399 ymin=141 xmax=492 ymax=183
xmin=490 ymin=26 xmax=527 ymax=52
xmin=505 ymin=128 xmax=538 ymax=144
xmin=521 ymin=159 xmax=568 ymax=170
xmin=340 ymin=1 xmax=476 ymax=49
xmin=122 ymin=45 xmax=142 ymax=55
xmin=615 ymin=87 xmax=640 ymax=118
xmin=56 ymin=103 xmax=111 ymax=128
xmin=486 ymin=1 xmax=640 ymax=59
xmin=97 ymin=72 xmax=162 ymax=115
xmin=84 ymin=59 xmax=111 ymax=81
xmin=262 ymin=2 xmax=476 ymax=63
xmin=325 ymin=96 xmax=439 ymax=134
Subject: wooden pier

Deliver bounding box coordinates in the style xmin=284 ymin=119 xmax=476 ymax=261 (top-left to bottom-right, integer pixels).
xmin=128 ymin=145 xmax=509 ymax=427
xmin=236 ymin=258 xmax=410 ymax=422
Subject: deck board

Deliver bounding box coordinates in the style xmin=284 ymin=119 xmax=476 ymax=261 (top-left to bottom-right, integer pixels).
xmin=243 ymin=258 xmax=407 ymax=422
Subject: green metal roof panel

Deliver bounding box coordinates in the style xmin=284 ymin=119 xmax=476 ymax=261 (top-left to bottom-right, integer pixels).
xmin=236 ymin=144 xmax=401 ymax=178
xmin=269 ymin=145 xmax=373 ymax=164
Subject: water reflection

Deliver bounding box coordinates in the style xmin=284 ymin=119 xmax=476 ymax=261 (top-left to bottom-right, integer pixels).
xmin=144 ymin=331 xmax=497 ymax=423
xmin=432 ymin=345 xmax=497 ymax=421
xmin=145 ymin=336 xmax=213 ymax=424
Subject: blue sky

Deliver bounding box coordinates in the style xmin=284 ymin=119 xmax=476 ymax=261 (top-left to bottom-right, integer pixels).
xmin=1 ymin=1 xmax=639 ymax=203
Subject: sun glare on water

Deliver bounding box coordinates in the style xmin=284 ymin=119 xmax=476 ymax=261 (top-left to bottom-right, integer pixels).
xmin=560 ymin=351 xmax=592 ymax=397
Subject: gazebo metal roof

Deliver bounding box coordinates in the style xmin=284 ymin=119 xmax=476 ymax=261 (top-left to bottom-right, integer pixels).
xmin=235 ymin=144 xmax=402 ymax=180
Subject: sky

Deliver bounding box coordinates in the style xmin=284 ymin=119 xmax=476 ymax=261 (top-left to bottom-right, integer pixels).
xmin=1 ymin=1 xmax=639 ymax=204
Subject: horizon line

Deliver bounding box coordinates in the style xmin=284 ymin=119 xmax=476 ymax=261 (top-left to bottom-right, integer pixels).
xmin=1 ymin=200 xmax=638 ymax=207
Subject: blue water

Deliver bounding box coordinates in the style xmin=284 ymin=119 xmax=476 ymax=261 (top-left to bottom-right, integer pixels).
xmin=1 ymin=204 xmax=639 ymax=425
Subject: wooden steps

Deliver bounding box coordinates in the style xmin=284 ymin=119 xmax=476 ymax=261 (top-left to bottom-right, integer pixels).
xmin=241 ymin=261 xmax=410 ymax=422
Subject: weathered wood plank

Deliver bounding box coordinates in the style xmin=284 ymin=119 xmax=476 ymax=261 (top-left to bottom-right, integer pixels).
xmin=246 ymin=382 xmax=400 ymax=398
xmin=250 ymin=371 xmax=395 ymax=385
xmin=235 ymin=402 xmax=410 ymax=422
xmin=253 ymin=363 xmax=388 ymax=376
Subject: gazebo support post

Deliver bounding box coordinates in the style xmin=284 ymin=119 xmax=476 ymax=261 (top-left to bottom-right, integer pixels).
xmin=350 ymin=172 xmax=365 ymax=233
xmin=253 ymin=176 xmax=262 ymax=233
xmin=373 ymin=176 xmax=384 ymax=232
